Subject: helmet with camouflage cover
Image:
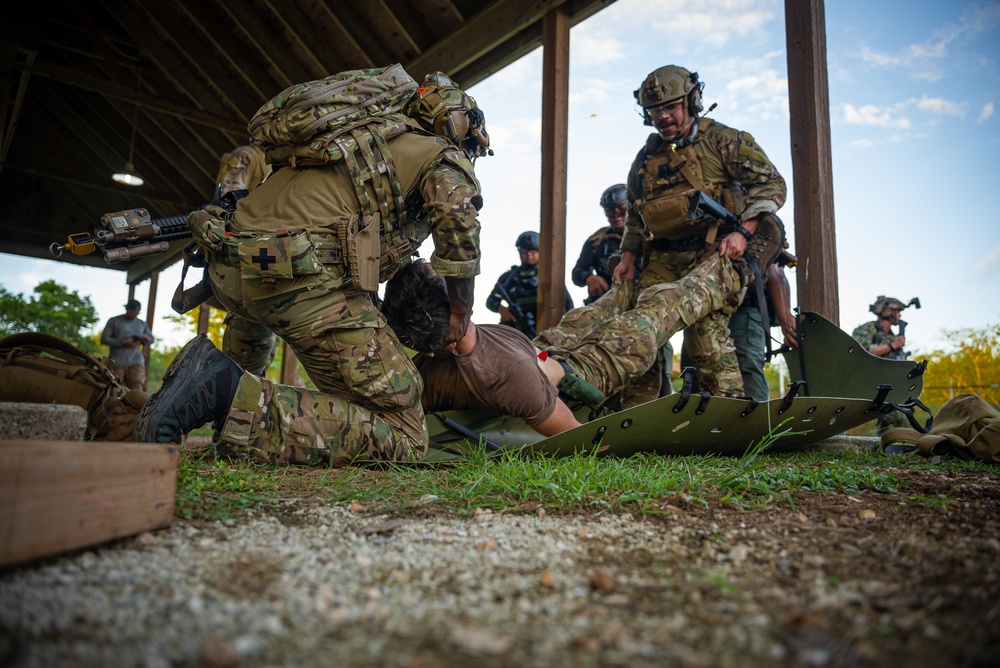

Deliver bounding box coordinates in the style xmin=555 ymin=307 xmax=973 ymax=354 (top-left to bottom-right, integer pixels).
xmin=406 ymin=72 xmax=493 ymax=160
xmin=599 ymin=184 xmax=627 ymax=210
xmin=634 ymin=65 xmax=705 ymax=125
xmin=869 ymin=296 xmax=907 ymax=317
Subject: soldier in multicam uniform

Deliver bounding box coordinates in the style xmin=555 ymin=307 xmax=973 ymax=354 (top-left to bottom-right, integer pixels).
xmin=852 ymin=296 xmax=911 ymax=433
xmin=485 ymin=231 xmax=573 ymax=339
xmin=135 ymin=70 xmax=491 ymax=464
xmin=572 ymin=184 xmax=627 ymax=305
xmin=612 ymin=65 xmax=787 ymax=398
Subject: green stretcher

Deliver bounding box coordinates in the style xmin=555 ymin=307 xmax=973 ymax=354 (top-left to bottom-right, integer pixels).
xmin=421 ymin=312 xmax=929 ymax=463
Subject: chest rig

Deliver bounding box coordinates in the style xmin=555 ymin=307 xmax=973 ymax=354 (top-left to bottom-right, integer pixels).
xmin=635 ymin=118 xmax=744 ymax=243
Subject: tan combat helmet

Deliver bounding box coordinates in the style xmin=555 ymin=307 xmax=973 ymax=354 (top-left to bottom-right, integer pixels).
xmin=634 ymin=65 xmax=705 ymax=125
xmin=869 ymin=296 xmax=908 ymax=317
xmin=406 ymin=73 xmax=493 ymax=159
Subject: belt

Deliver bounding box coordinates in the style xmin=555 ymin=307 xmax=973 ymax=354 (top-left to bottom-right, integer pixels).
xmin=648 ymin=235 xmax=704 ymax=252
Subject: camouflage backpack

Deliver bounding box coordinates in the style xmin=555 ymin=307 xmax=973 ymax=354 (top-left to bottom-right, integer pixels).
xmin=243 ymin=63 xmax=423 ymax=292
xmin=0 ymin=332 xmax=148 ymax=441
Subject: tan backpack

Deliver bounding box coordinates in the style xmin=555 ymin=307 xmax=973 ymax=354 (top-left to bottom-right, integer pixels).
xmin=881 ymin=393 xmax=1000 ymax=463
xmin=0 ymin=332 xmax=148 ymax=441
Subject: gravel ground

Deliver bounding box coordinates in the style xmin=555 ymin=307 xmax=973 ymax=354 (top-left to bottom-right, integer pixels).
xmin=2 ymin=468 xmax=999 ymax=668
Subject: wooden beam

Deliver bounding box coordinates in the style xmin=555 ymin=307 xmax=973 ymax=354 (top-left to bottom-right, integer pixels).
xmin=537 ymin=5 xmax=570 ymax=333
xmin=0 ymin=440 xmax=179 ymax=567
xmin=406 ymin=0 xmax=568 ymax=80
xmin=28 ymin=61 xmax=247 ymax=135
xmin=785 ymin=0 xmax=839 ymax=324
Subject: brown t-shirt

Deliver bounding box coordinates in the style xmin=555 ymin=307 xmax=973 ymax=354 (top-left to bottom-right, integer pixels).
xmin=415 ymin=325 xmax=558 ymax=426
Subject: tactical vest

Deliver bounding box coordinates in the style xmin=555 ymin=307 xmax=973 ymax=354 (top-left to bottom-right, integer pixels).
xmin=634 ymin=118 xmax=747 ymax=241
xmin=502 ymin=265 xmax=540 ymax=313
xmin=587 ymin=227 xmax=623 ymax=282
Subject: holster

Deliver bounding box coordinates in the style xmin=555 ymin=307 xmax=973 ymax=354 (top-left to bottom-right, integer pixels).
xmin=171 ymin=243 xmax=215 ymax=314
xmin=339 ymin=211 xmax=381 ymax=293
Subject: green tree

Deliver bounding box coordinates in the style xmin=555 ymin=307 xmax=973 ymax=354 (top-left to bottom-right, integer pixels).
xmin=917 ymin=324 xmax=1000 ymax=412
xmin=0 ymin=280 xmax=101 ymax=354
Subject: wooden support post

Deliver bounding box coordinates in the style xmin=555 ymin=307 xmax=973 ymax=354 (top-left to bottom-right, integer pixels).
xmin=280 ymin=341 xmax=299 ymax=386
xmin=197 ymin=303 xmax=211 ymax=334
xmin=537 ymin=4 xmax=570 ymax=333
xmin=785 ymin=0 xmax=839 ymax=325
xmin=143 ymin=270 xmax=159 ymax=384
xmin=0 ymin=440 xmax=179 ymax=566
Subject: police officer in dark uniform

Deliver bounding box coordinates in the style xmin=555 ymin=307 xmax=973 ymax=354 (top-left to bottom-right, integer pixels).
xmin=486 ymin=230 xmax=574 ymax=338
xmin=572 ymin=184 xmax=626 ymax=305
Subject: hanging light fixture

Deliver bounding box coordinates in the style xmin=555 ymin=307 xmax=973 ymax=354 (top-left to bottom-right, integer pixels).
xmin=112 ymin=96 xmax=144 ymax=187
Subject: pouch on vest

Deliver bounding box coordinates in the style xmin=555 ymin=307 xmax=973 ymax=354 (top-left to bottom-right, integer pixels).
xmin=339 ymin=212 xmax=381 ymax=293
xmin=638 ymin=189 xmax=712 ymax=241
xmin=237 ymin=230 xmax=321 ymax=281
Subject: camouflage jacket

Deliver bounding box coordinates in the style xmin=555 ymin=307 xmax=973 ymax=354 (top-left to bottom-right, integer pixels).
xmin=621 ymin=117 xmax=786 ymax=256
xmin=852 ymin=321 xmax=904 ymax=359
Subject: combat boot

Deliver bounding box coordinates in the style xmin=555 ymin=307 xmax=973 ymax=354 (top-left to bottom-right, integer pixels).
xmin=133 ymin=334 xmax=243 ymax=443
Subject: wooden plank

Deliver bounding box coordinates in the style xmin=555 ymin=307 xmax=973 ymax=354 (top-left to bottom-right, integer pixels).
xmin=537 ymin=5 xmax=570 ymax=333
xmin=784 ymin=0 xmax=839 ymax=325
xmin=0 ymin=440 xmax=179 ymax=567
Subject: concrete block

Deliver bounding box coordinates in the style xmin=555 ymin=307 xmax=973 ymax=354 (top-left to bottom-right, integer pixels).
xmin=0 ymin=402 xmax=88 ymax=441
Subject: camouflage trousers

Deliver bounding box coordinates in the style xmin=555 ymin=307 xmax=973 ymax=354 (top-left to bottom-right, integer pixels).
xmin=536 ymin=253 xmax=744 ymax=398
xmin=207 ymin=259 xmax=427 ymax=465
xmin=222 ymin=311 xmax=277 ymax=375
xmin=682 ymin=302 xmax=769 ymax=401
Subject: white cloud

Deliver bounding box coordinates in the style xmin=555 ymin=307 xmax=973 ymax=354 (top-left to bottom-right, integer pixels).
xmin=571 ymin=23 xmax=626 ymax=68
xmin=916 ymin=96 xmax=966 ymax=116
xmin=603 ymin=0 xmax=780 ymax=50
xmin=851 ymin=4 xmax=1000 ymax=82
xmin=979 ymin=101 xmax=995 ymax=123
xmin=841 ymin=103 xmax=911 ymax=130
xmin=847 ymin=138 xmax=877 ymax=149
xmin=969 ymin=243 xmax=1000 ymax=279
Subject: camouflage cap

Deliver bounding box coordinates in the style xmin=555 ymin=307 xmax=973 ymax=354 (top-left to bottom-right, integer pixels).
xmin=869 ymin=295 xmax=907 ymax=316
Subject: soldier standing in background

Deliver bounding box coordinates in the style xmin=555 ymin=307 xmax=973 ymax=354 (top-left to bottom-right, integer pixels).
xmin=486 ymin=231 xmax=573 ymax=339
xmin=852 ymin=296 xmax=912 ymax=434
xmin=572 ymin=184 xmax=627 ymax=305
xmin=100 ymin=299 xmax=154 ymax=391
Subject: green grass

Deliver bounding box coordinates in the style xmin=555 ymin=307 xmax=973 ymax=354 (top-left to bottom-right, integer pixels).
xmin=171 ymin=431 xmax=995 ymax=521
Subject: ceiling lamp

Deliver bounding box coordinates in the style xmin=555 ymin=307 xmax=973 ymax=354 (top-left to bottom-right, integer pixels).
xmin=113 ymin=100 xmax=144 ymax=187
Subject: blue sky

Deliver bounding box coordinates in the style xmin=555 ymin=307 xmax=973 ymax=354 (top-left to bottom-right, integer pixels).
xmin=2 ymin=0 xmax=998 ymax=357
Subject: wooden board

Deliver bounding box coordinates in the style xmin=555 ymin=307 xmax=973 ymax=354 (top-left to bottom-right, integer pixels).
xmin=0 ymin=440 xmax=179 ymax=567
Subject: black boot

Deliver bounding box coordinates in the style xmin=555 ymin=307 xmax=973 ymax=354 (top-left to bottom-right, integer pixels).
xmin=133 ymin=334 xmax=242 ymax=443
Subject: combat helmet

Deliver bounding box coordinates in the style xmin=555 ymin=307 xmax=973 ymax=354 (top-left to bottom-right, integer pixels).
xmin=406 ymin=72 xmax=493 ymax=159
xmin=869 ymin=296 xmax=907 ymax=317
xmin=516 ymin=230 xmax=540 ymax=252
xmin=599 ymin=184 xmax=627 ymax=210
xmin=634 ymin=65 xmax=705 ymax=125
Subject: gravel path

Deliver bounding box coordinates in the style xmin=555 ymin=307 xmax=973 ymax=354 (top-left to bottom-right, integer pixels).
xmin=2 ymin=472 xmax=998 ymax=668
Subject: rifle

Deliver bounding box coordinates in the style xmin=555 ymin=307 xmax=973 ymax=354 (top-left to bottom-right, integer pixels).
xmin=491 ymin=281 xmax=536 ymax=338
xmin=686 ymin=190 xmax=740 ymax=229
xmin=48 ymin=188 xmax=246 ymax=265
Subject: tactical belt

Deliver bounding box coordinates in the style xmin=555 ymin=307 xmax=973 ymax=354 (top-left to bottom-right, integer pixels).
xmin=649 ymin=235 xmax=705 ymax=252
